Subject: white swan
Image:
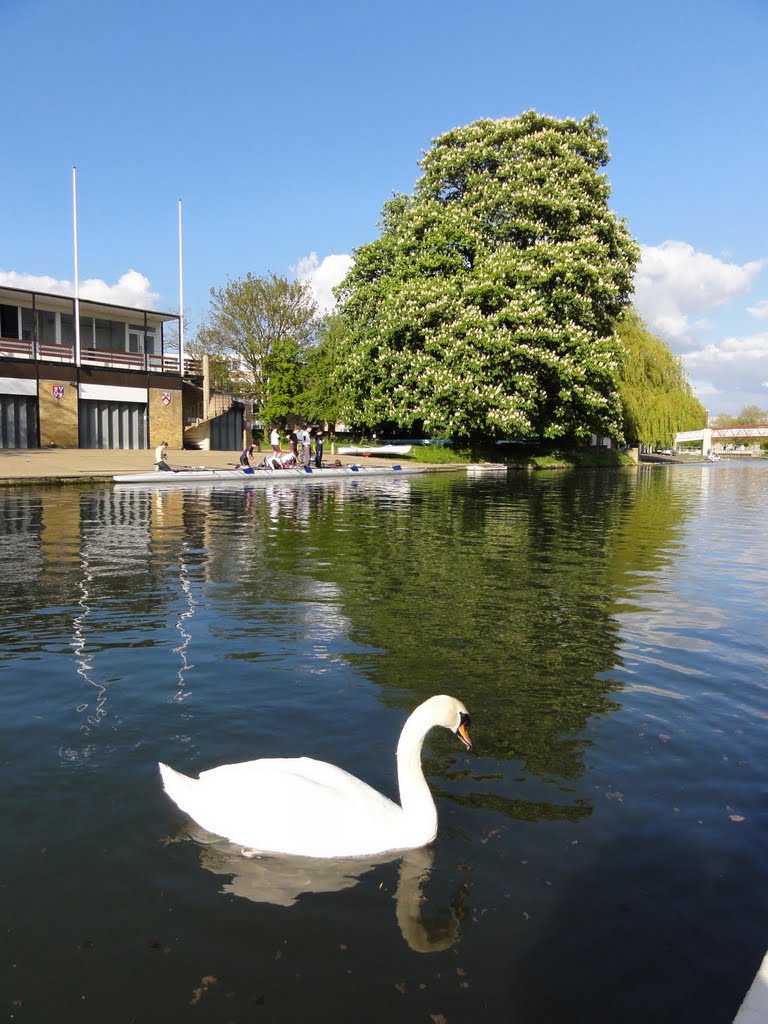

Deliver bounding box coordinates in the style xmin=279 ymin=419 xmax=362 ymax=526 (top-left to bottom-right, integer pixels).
xmin=159 ymin=694 xmax=472 ymax=858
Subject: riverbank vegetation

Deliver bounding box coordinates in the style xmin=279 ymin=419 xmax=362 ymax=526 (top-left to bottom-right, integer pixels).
xmin=615 ymin=310 xmax=706 ymax=449
xmin=362 ymin=442 xmax=636 ymax=470
xmin=192 ymin=111 xmax=704 ymax=454
xmin=331 ymin=112 xmax=640 ymax=444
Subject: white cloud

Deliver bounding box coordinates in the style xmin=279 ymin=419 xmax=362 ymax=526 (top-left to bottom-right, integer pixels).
xmin=682 ymin=331 xmax=768 ymax=412
xmin=684 ymin=331 xmax=768 ymax=367
xmin=687 ymin=380 xmax=720 ymax=397
xmin=293 ymin=252 xmax=353 ymax=315
xmin=81 ymin=270 xmax=160 ymax=307
xmin=633 ymin=241 xmax=764 ymax=343
xmin=0 ymin=268 xmax=160 ymax=308
xmin=747 ymin=298 xmax=768 ymax=320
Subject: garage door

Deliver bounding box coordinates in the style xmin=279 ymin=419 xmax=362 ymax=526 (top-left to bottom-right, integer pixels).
xmin=210 ymin=408 xmax=243 ymax=450
xmin=0 ymin=394 xmax=38 ymax=448
xmin=79 ymin=400 xmax=147 ymax=449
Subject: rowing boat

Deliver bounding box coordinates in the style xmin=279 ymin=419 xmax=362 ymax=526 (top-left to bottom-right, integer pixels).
xmin=336 ymin=444 xmax=412 ymax=456
xmin=113 ymin=463 xmax=422 ymax=485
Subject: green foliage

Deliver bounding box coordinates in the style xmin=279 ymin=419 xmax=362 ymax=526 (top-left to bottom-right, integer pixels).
xmin=297 ymin=314 xmax=349 ymax=428
xmin=198 ymin=273 xmax=318 ymax=414
xmin=615 ymin=309 xmax=706 ymax=447
xmin=712 ymin=404 xmax=768 ymax=427
xmin=399 ymin=444 xmax=471 ymax=465
xmin=737 ymin=404 xmax=767 ymax=423
xmin=333 ymin=111 xmax=640 ymax=442
xmin=525 ymin=448 xmax=636 ymax=469
xmin=261 ymin=337 xmax=306 ymax=424
xmin=712 ymin=405 xmax=768 ymax=453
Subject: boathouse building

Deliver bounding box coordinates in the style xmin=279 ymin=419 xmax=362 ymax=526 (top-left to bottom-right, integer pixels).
xmin=0 ymin=280 xmax=248 ymax=456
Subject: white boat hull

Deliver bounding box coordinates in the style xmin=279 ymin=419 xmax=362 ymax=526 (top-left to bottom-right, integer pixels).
xmin=114 ymin=464 xmax=421 ymax=485
xmin=336 ymin=445 xmax=412 ymax=456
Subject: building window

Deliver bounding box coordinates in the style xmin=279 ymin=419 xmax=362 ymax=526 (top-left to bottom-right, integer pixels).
xmin=38 ymin=310 xmax=58 ymax=343
xmin=80 ymin=316 xmax=95 ymax=348
xmin=21 ymin=308 xmax=35 ymax=341
xmin=128 ymin=325 xmax=158 ymax=355
xmin=95 ymin=319 xmax=127 ymax=351
xmin=0 ymin=304 xmax=19 ymax=339
xmin=61 ymin=313 xmax=74 ymax=345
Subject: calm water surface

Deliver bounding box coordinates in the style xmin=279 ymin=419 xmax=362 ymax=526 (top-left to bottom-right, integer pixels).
xmin=1 ymin=463 xmax=767 ymax=1023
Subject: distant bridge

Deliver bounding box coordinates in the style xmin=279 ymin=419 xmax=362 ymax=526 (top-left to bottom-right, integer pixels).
xmin=675 ymin=424 xmax=768 ymax=454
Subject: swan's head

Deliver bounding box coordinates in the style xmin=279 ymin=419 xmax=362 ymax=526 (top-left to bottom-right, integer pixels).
xmin=419 ymin=695 xmax=472 ymax=750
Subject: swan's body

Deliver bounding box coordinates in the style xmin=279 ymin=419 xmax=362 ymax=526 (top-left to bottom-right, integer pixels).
xmin=159 ymin=694 xmax=471 ymax=858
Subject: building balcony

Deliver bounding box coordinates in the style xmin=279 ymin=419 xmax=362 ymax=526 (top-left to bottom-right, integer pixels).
xmin=0 ymin=335 xmax=202 ymax=376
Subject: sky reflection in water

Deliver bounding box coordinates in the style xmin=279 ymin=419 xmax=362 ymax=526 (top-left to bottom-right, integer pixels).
xmin=0 ymin=463 xmax=766 ymax=1023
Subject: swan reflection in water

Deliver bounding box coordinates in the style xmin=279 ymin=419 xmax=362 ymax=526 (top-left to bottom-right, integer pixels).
xmin=170 ymin=823 xmax=467 ymax=953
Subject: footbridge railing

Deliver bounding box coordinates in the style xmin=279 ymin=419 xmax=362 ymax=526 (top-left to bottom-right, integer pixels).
xmin=675 ymin=424 xmax=768 ymax=454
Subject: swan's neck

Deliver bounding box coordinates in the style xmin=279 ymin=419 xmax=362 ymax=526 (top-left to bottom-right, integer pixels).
xmin=396 ymin=711 xmax=438 ymax=840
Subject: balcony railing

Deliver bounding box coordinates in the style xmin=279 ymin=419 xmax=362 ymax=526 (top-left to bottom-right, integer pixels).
xmin=0 ymin=336 xmax=203 ymax=376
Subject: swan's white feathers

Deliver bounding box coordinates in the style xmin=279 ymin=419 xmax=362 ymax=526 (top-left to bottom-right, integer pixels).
xmin=159 ymin=695 xmax=469 ymax=858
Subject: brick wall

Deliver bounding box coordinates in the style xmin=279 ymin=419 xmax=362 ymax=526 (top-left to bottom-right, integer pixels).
xmin=149 ymin=386 xmax=182 ymax=448
xmin=38 ymin=378 xmax=79 ymax=447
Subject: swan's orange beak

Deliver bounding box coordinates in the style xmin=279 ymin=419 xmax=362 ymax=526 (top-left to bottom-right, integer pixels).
xmin=456 ymin=716 xmax=472 ymax=750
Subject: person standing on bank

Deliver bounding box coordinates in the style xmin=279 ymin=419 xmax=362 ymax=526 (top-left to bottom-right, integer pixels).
xmin=303 ymin=424 xmax=313 ymax=468
xmin=314 ymin=427 xmax=324 ymax=468
xmin=270 ymin=425 xmax=281 ymax=453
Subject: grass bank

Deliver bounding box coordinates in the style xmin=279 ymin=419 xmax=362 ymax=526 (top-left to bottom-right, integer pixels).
xmin=394 ymin=443 xmax=635 ymax=470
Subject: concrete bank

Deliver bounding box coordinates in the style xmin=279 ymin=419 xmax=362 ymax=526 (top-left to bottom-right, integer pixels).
xmin=0 ymin=447 xmax=442 ymax=485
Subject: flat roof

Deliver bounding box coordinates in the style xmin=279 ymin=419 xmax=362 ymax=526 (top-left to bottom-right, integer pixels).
xmin=0 ymin=284 xmax=180 ymax=323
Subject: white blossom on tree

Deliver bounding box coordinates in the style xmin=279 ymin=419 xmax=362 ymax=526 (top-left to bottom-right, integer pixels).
xmin=334 ymin=111 xmax=641 ymax=441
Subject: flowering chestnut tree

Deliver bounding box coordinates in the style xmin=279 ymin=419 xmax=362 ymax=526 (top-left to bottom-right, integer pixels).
xmin=334 ymin=111 xmax=640 ymax=441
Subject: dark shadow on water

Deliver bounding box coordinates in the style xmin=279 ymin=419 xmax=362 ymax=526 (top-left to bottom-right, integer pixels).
xmin=509 ymin=832 xmax=766 ymax=1024
xmin=434 ymin=783 xmax=593 ymax=823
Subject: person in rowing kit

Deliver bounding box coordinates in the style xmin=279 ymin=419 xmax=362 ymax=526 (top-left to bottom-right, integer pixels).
xmin=287 ymin=428 xmax=298 ymax=459
xmin=298 ymin=424 xmax=312 ymax=468
xmin=240 ymin=444 xmax=256 ymax=468
xmin=154 ymin=441 xmax=170 ymax=472
xmin=306 ymin=424 xmax=316 ymax=467
xmin=264 ymin=451 xmax=297 ymax=470
xmin=314 ymin=426 xmax=324 ymax=468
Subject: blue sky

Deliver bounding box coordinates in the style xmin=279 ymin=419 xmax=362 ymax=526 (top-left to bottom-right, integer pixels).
xmin=3 ymin=0 xmax=767 ymax=416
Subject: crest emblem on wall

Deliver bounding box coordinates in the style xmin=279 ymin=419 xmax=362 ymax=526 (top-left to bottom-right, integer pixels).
xmin=161 ymin=392 xmax=171 ymax=406
xmin=52 ymin=385 xmax=64 ymax=400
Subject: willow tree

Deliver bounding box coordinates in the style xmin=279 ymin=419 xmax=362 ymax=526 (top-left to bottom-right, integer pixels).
xmin=333 ymin=111 xmax=640 ymax=441
xmin=616 ymin=310 xmax=706 ymax=447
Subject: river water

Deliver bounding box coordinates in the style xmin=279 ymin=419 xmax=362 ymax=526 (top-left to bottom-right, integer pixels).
xmin=1 ymin=462 xmax=766 ymax=1023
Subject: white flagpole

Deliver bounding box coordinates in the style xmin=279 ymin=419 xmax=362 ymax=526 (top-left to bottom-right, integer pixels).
xmin=72 ymin=166 xmax=81 ymax=367
xmin=178 ymin=198 xmax=184 ymax=376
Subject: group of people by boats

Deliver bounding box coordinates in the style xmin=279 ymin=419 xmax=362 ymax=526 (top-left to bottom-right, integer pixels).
xmin=240 ymin=424 xmax=326 ymax=472
xmin=152 ymin=426 xmax=331 ymax=476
